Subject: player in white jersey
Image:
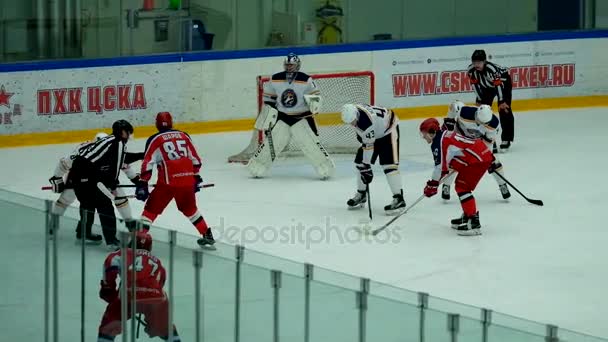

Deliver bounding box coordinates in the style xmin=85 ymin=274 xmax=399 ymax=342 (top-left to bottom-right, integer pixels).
xmin=247 ymin=53 xmax=335 ymax=179
xmin=441 ymin=101 xmax=511 ymax=200
xmin=48 ymin=132 xmax=143 ymax=244
xmin=340 ymin=104 xmax=405 ymax=214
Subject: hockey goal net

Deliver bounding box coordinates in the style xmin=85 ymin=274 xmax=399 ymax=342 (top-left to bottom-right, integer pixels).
xmin=228 ymin=71 xmax=375 ymax=163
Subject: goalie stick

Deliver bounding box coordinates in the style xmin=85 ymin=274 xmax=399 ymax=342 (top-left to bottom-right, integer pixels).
xmin=265 ymin=126 xmax=276 ymax=162
xmin=266 ymin=129 xmax=276 ymax=161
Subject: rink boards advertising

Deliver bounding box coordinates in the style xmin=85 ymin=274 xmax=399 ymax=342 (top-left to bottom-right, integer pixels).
xmin=373 ymin=39 xmax=596 ymax=109
xmin=0 ymin=31 xmax=606 ymax=147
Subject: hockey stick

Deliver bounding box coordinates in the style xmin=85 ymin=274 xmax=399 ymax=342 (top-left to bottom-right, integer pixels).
xmin=493 ymin=171 xmax=544 ymax=206
xmin=97 ymin=183 xmax=215 ymax=201
xmin=40 ymin=183 xmax=215 ymax=191
xmin=97 ymin=182 xmax=117 ymax=201
xmin=370 ymin=171 xmax=455 ymax=236
xmin=371 ymin=194 xmax=425 ymax=236
xmin=136 ymin=313 xmax=147 ymax=338
xmin=366 ymin=185 xmax=372 ymax=221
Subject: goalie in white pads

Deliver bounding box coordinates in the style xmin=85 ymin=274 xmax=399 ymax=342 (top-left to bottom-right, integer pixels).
xmin=247 ymin=53 xmax=335 ymax=179
xmin=341 ymin=104 xmax=405 ymax=214
xmin=441 ymin=101 xmax=511 ymax=200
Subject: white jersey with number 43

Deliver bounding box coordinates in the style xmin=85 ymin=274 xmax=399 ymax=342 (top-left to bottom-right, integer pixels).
xmin=353 ymin=104 xmax=399 ymax=145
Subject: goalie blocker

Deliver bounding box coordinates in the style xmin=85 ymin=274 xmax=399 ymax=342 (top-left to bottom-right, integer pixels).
xmin=247 ymin=52 xmax=334 ymax=179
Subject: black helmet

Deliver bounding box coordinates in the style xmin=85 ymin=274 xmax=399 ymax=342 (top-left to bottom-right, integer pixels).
xmin=471 ymin=49 xmax=487 ymax=62
xmin=112 ymin=119 xmax=134 ymax=138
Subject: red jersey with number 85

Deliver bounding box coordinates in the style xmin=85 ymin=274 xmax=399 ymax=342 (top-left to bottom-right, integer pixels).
xmin=141 ymin=130 xmax=202 ymax=187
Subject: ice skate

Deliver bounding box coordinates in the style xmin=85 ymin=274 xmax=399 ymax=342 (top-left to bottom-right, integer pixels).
xmin=456 ymin=212 xmax=482 ymax=236
xmin=347 ymin=190 xmax=367 ymax=209
xmin=499 ymin=184 xmax=511 ymax=199
xmin=441 ymin=184 xmax=451 ymax=200
xmin=197 ymin=228 xmax=216 ymax=250
xmin=75 ymin=233 xmax=103 ymax=245
xmin=75 ymin=226 xmax=103 ymax=245
xmin=499 ymin=141 xmax=511 ymax=151
xmin=384 ymin=191 xmax=405 ymax=215
xmin=450 ymin=214 xmax=466 ymax=229
xmin=105 ymin=237 xmax=121 ymax=251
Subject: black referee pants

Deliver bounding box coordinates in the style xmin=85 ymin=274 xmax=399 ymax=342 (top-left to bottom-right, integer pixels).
xmin=73 ymin=180 xmax=117 ymax=243
xmin=479 ymin=84 xmax=514 ymax=143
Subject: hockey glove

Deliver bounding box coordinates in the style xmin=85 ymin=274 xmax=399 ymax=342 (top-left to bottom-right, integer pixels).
xmin=488 ymin=161 xmax=502 ymax=174
xmin=130 ymin=174 xmax=141 ymax=185
xmin=424 ymin=180 xmax=439 ymax=197
xmin=442 ymin=118 xmax=456 ymax=131
xmin=49 ymin=176 xmax=65 ymax=193
xmin=135 ymin=182 xmax=150 ymax=201
xmin=99 ymin=281 xmax=118 ymax=303
xmin=357 ymin=164 xmax=373 ymax=185
xmin=194 ymin=175 xmax=203 ymax=193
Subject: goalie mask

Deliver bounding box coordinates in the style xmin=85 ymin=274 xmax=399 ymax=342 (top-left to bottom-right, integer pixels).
xmin=284 ymin=53 xmax=301 ymax=74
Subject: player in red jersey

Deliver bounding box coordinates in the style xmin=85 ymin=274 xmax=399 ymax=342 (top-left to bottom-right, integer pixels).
xmin=135 ymin=112 xmax=215 ymax=248
xmin=419 ymin=118 xmax=493 ymax=235
xmin=97 ymin=231 xmax=181 ymax=341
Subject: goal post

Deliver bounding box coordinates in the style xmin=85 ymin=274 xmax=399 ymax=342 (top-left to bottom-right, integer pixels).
xmin=228 ymin=71 xmax=375 ymax=163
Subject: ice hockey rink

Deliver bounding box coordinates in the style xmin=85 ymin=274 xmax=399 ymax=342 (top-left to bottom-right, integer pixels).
xmin=2 ymin=106 xmax=608 ymax=340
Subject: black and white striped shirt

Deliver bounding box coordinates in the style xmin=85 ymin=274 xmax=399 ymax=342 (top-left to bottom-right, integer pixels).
xmin=467 ymin=61 xmax=510 ymax=103
xmin=72 ymin=135 xmax=127 ymax=187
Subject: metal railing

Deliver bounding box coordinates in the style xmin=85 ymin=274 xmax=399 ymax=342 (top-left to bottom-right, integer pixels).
xmin=1 ymin=188 xmax=607 ymax=342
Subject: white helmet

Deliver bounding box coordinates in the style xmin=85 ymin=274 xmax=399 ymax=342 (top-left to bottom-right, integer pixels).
xmin=447 ymin=100 xmax=465 ymax=119
xmin=475 ymin=105 xmax=493 ymax=124
xmin=341 ymin=104 xmax=359 ymax=124
xmin=95 ymin=132 xmax=109 ymax=141
xmin=284 ymin=53 xmax=301 ymax=73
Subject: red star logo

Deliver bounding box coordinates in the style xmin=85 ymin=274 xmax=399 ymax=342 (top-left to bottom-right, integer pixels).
xmin=0 ymin=85 xmax=14 ymax=108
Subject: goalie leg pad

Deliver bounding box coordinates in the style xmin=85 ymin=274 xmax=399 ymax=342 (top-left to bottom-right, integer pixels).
xmin=290 ymin=119 xmax=335 ymax=179
xmin=247 ymin=120 xmax=291 ymax=178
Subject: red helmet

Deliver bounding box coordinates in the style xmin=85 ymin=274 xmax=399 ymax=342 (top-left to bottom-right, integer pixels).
xmin=135 ymin=231 xmax=153 ymax=251
xmin=156 ymin=112 xmax=173 ymax=131
xmin=419 ymin=118 xmax=440 ymax=134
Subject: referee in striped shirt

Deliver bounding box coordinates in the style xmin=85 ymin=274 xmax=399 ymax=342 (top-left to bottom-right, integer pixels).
xmin=68 ymin=120 xmax=133 ymax=248
xmin=467 ymin=50 xmax=515 ymax=151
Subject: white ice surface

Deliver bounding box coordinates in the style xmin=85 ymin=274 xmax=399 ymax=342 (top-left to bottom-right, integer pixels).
xmin=1 ymin=107 xmax=607 ymax=339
